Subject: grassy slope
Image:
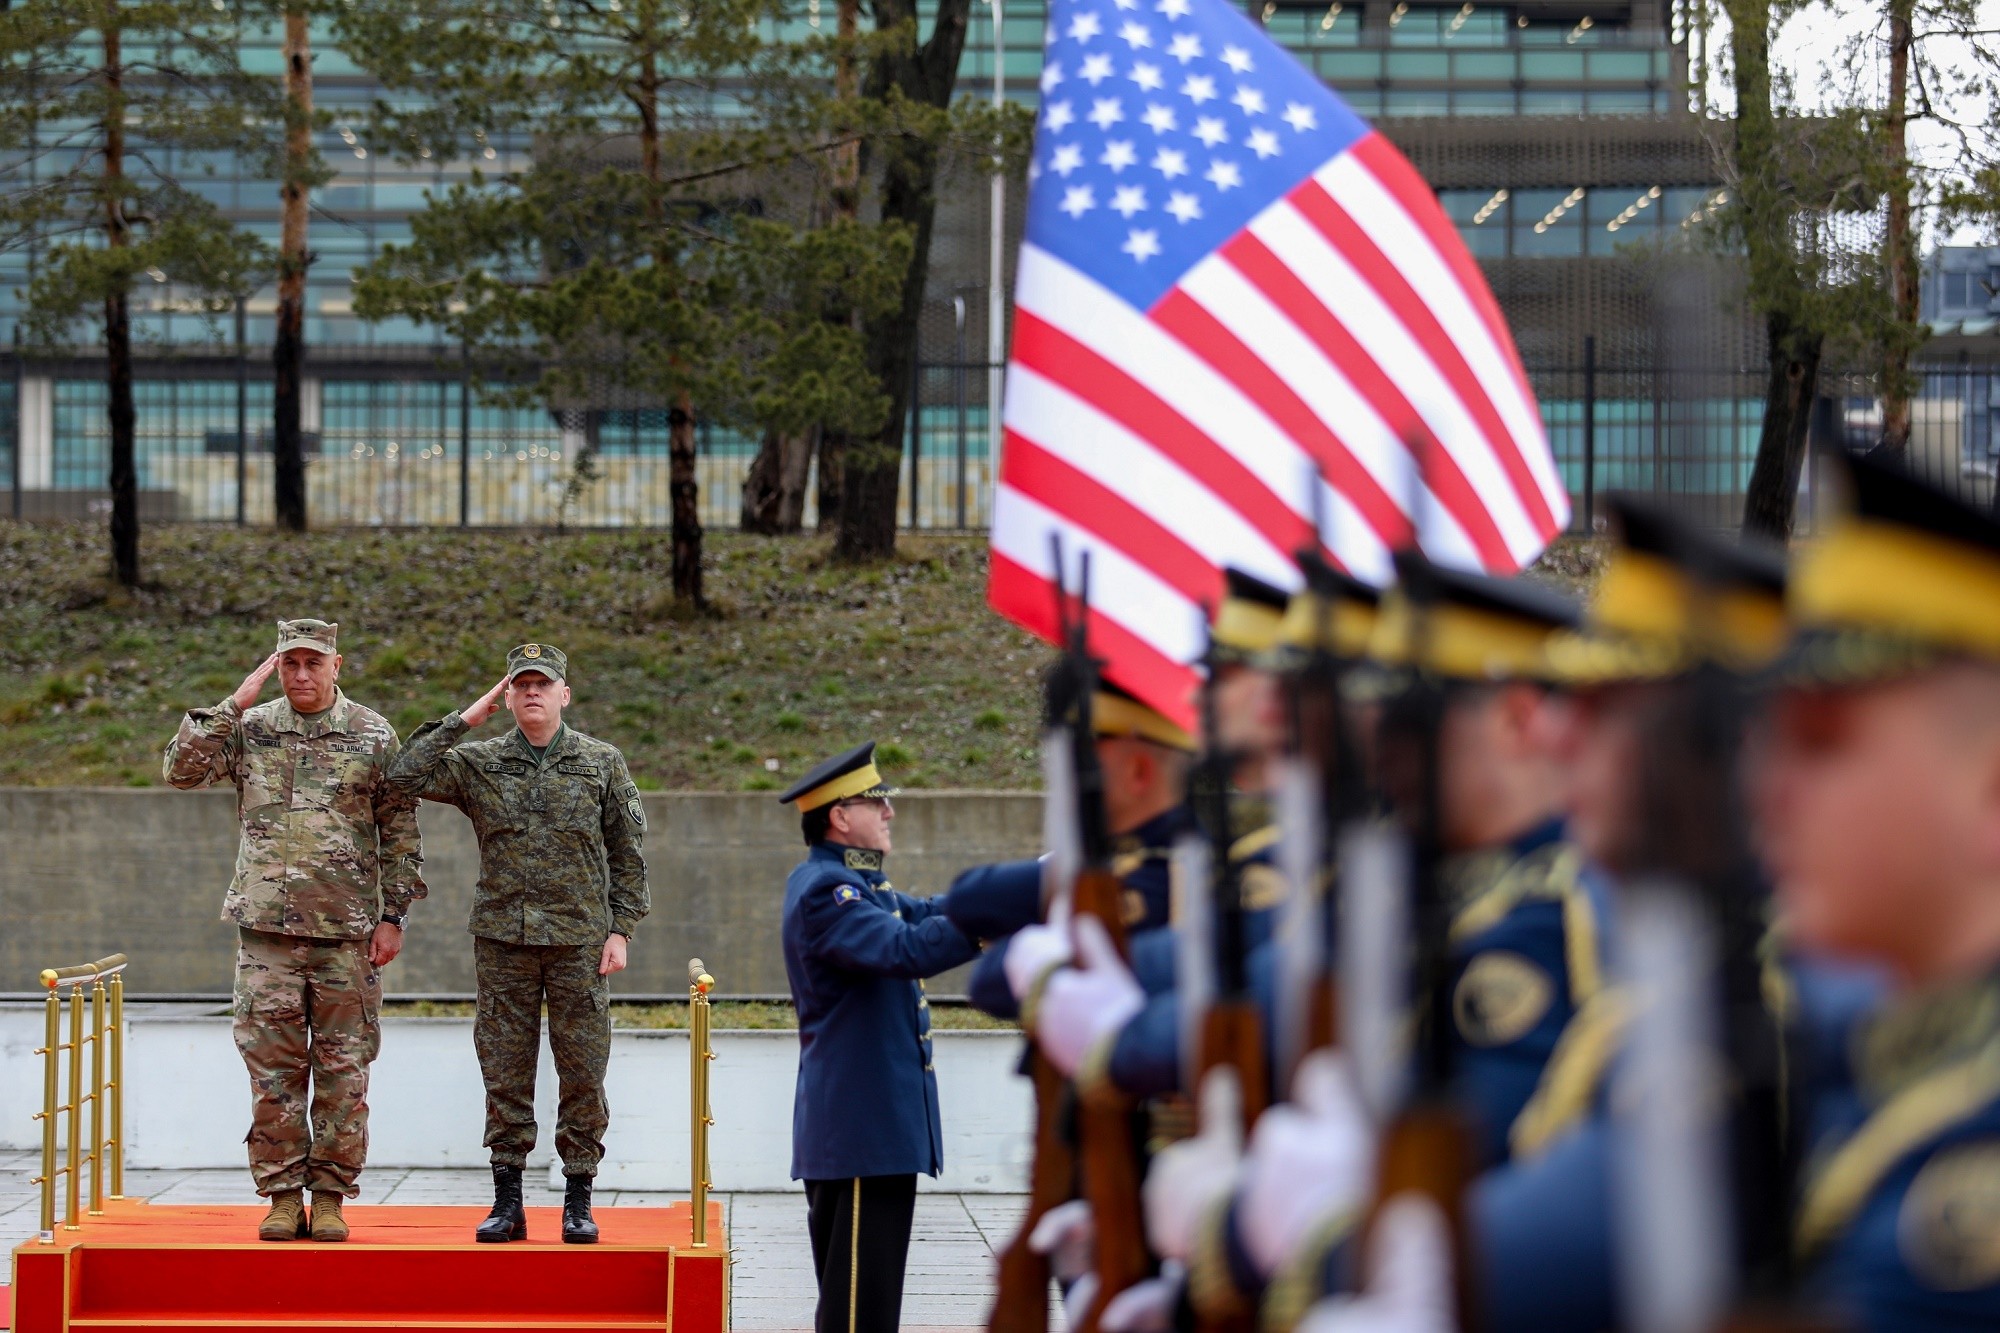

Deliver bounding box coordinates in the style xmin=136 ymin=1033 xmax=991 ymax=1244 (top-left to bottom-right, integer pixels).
xmin=0 ymin=522 xmax=1603 ymax=789
xmin=0 ymin=524 xmax=1049 ymax=790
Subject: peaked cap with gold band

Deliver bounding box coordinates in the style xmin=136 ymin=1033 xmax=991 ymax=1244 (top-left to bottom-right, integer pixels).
xmin=1267 ymin=555 xmax=1383 ymax=664
xmin=777 ymin=741 xmax=902 ymax=812
xmin=1210 ymin=567 xmax=1292 ymax=664
xmin=1093 ymin=680 xmax=1199 ymax=752
xmin=1785 ymin=450 xmax=2000 ymax=683
xmin=1368 ymin=552 xmax=1580 ymax=683
xmin=1546 ymin=495 xmax=1788 ymax=685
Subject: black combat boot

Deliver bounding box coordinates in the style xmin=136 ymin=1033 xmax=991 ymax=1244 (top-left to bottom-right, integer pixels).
xmin=476 ymin=1164 xmax=527 ymax=1243
xmin=561 ymin=1175 xmax=599 ymax=1244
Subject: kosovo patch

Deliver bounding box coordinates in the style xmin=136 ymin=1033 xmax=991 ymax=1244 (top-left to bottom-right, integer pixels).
xmin=1453 ymin=951 xmax=1554 ymax=1047
xmin=833 ymin=885 xmax=864 ymax=905
xmin=1899 ymin=1140 xmax=2000 ymax=1291
xmin=1240 ymin=864 xmax=1289 ymax=913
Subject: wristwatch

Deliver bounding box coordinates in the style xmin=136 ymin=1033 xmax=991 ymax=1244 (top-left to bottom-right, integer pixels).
xmin=381 ymin=913 xmax=407 ymax=928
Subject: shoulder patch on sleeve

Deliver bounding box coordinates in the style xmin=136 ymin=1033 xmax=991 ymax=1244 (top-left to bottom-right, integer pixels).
xmin=1239 ymin=863 xmax=1289 ymax=912
xmin=1453 ymin=950 xmax=1554 ymax=1047
xmin=833 ymin=884 xmax=864 ymax=905
xmin=1899 ymin=1139 xmax=2000 ymax=1292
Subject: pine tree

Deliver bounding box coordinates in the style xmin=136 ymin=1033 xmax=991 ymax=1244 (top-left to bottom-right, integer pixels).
xmin=0 ymin=0 xmax=273 ymax=584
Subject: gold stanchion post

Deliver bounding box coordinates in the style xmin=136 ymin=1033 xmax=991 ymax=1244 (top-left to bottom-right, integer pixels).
xmin=109 ymin=969 xmax=125 ymax=1199
xmin=65 ymin=982 xmax=84 ymax=1229
xmin=688 ymin=958 xmax=715 ymax=1247
xmin=33 ymin=975 xmax=60 ymax=1243
xmin=89 ymin=976 xmax=107 ymax=1215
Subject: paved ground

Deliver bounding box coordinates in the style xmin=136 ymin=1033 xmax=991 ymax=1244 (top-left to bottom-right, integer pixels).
xmin=0 ymin=1150 xmax=1044 ymax=1330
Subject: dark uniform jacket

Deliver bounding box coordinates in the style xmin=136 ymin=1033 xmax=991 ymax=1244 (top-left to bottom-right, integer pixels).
xmin=1799 ymin=968 xmax=2000 ymax=1330
xmin=782 ymin=841 xmax=980 ymax=1181
xmin=961 ymin=804 xmax=1203 ymax=1019
xmin=390 ymin=715 xmax=650 ymax=943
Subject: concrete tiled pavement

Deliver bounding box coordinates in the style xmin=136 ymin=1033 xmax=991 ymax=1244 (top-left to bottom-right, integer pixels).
xmin=0 ymin=1150 xmax=1054 ymax=1331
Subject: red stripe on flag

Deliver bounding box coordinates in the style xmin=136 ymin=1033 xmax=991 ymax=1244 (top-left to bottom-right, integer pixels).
xmin=988 ymin=551 xmax=1201 ymax=732
xmin=1010 ymin=311 xmax=1314 ymax=560
xmin=1218 ymin=231 xmax=1515 ymax=570
xmin=1153 ymin=289 xmax=1414 ymax=552
xmin=1289 ymin=179 xmax=1559 ymax=541
xmin=999 ymin=431 xmax=1225 ymax=610
xmin=1349 ymin=135 xmax=1538 ymax=419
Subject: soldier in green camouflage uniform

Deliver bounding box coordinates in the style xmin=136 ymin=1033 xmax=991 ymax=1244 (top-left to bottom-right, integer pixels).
xmin=163 ymin=618 xmax=425 ymax=1244
xmin=389 ymin=642 xmax=649 ymax=1244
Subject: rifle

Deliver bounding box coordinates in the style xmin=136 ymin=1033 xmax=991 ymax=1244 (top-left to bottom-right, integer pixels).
xmin=988 ymin=540 xmax=1150 ymax=1333
xmin=1273 ymin=549 xmax=1375 ymax=1089
xmin=1611 ymin=518 xmax=1832 ymax=1333
xmin=1355 ymin=549 xmax=1480 ymax=1331
xmin=1178 ymin=620 xmax=1273 ymax=1333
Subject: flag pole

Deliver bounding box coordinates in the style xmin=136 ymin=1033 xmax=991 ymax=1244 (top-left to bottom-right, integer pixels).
xmin=987 ymin=0 xmax=1006 ymax=525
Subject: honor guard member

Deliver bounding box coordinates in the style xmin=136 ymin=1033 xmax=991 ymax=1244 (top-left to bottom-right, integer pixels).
xmin=390 ymin=643 xmax=650 ymax=1245
xmin=959 ymin=682 xmax=1202 ymax=1020
xmin=163 ymin=619 xmax=425 ymax=1244
xmin=777 ymin=743 xmax=981 ymax=1333
xmin=1755 ymin=454 xmax=2000 ymax=1330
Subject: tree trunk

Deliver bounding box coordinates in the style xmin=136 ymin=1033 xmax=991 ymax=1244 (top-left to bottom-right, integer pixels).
xmin=834 ymin=0 xmax=974 ymax=563
xmin=742 ymin=428 xmax=814 ymax=533
xmin=1877 ymin=0 xmax=1918 ymax=460
xmin=670 ymin=396 xmax=703 ymax=603
xmin=273 ymin=6 xmax=313 ymax=531
xmin=1740 ymin=313 xmax=1823 ymax=541
xmin=816 ymin=430 xmax=846 ymax=531
xmin=102 ymin=12 xmax=138 ymax=586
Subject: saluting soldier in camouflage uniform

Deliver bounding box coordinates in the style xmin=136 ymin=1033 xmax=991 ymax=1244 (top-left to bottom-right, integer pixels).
xmin=163 ymin=619 xmax=425 ymax=1244
xmin=390 ymin=643 xmax=649 ymax=1245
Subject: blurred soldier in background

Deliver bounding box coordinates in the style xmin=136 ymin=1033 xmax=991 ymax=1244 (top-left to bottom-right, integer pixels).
xmin=163 ymin=618 xmax=424 ymax=1244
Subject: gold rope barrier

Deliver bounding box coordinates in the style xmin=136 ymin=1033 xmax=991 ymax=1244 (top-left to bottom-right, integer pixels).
xmin=30 ymin=954 xmax=127 ymax=1243
xmin=688 ymin=957 xmax=716 ymax=1247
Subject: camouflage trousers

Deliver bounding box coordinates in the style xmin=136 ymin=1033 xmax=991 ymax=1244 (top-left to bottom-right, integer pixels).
xmin=473 ymin=936 xmax=611 ymax=1178
xmin=232 ymin=927 xmax=381 ymax=1198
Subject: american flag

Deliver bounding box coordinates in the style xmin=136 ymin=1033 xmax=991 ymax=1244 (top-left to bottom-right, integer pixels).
xmin=987 ymin=0 xmax=1570 ymax=728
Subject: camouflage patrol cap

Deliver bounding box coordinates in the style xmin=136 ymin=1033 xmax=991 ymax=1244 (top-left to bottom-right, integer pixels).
xmin=506 ymin=642 xmax=568 ymax=684
xmin=275 ymin=618 xmax=338 ymax=656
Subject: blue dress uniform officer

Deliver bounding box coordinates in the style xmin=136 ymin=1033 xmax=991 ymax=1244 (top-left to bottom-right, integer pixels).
xmin=778 ymin=742 xmax=979 ymax=1333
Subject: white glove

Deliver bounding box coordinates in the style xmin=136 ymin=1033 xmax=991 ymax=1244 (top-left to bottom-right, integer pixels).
xmin=1028 ymin=1198 xmax=1096 ymax=1286
xmin=1005 ymin=912 xmax=1074 ymax=1006
xmin=1101 ymin=1263 xmax=1186 ymax=1333
xmin=1294 ymin=1195 xmax=1455 ymax=1333
xmin=1063 ymin=1274 xmax=1101 ymax=1329
xmin=1033 ymin=916 xmax=1146 ymax=1077
xmin=1143 ymin=1068 xmax=1246 ymax=1261
xmin=1239 ymin=1051 xmax=1377 ymax=1279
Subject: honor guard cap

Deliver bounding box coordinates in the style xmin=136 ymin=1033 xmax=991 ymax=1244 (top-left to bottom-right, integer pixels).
xmin=1546 ymin=495 xmax=1789 ymax=685
xmin=1270 ymin=558 xmax=1383 ymax=663
xmin=506 ymin=642 xmax=568 ymax=684
xmin=1784 ymin=451 xmax=2000 ymax=683
xmin=1210 ymin=568 xmax=1292 ymax=663
xmin=1369 ymin=552 xmax=1580 ymax=684
xmin=274 ymin=618 xmax=339 ymax=656
xmin=1092 ymin=681 xmax=1199 ymax=753
xmin=780 ymin=741 xmax=902 ymax=811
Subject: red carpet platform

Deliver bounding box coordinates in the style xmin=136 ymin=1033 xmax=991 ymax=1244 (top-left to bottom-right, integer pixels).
xmin=7 ymin=1198 xmax=729 ymax=1333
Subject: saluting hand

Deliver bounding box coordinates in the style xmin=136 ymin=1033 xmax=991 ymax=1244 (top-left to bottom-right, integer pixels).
xmin=232 ymin=653 xmax=279 ymax=710
xmin=460 ymin=676 xmax=509 ymax=728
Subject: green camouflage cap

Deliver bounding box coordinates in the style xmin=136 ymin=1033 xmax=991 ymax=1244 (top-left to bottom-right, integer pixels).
xmin=506 ymin=642 xmax=568 ymax=684
xmin=275 ymin=618 xmax=339 ymax=656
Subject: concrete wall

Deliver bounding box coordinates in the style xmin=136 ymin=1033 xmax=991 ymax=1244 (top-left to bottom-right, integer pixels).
xmin=0 ymin=1005 xmax=1032 ymax=1192
xmin=0 ymin=789 xmax=1042 ymax=997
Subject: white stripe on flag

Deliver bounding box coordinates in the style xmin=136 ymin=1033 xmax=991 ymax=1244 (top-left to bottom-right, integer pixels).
xmin=1315 ymin=156 xmax=1567 ymax=520
xmin=1246 ymin=202 xmax=1546 ymax=565
xmin=1004 ymin=366 xmax=1302 ymax=590
xmin=1178 ymin=254 xmax=1487 ymax=573
xmin=1014 ymin=244 xmax=1400 ymax=583
xmin=990 ymin=483 xmax=1208 ymax=668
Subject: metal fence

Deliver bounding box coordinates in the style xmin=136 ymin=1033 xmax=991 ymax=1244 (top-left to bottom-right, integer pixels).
xmin=7 ymin=354 xmax=1997 ymax=531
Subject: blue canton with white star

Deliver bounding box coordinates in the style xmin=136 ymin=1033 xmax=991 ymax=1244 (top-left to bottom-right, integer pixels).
xmin=1025 ymin=0 xmax=1369 ymax=311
